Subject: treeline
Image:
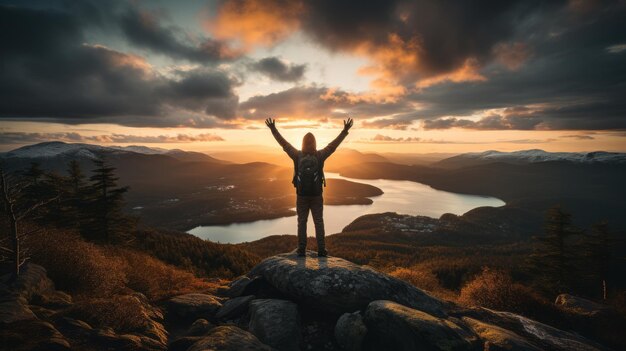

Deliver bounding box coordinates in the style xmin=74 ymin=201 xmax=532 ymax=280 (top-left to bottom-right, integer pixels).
xmin=5 ymin=159 xmax=133 ymax=244
xmin=0 ymin=159 xmax=258 ymax=281
xmin=528 ymin=206 xmax=622 ymax=301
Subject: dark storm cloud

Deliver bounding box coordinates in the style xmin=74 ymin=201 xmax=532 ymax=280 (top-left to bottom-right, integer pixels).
xmin=251 ymin=57 xmax=306 ymax=82
xmin=119 ymin=6 xmax=239 ymax=63
xmin=0 ymin=4 xmax=240 ymax=126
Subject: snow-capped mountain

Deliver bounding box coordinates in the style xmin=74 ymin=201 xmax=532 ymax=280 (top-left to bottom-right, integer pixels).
xmin=1 ymin=141 xmax=225 ymax=164
xmin=436 ymin=149 xmax=626 ymax=168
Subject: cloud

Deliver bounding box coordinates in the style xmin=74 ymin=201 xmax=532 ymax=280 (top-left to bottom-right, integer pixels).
xmin=250 ymin=57 xmax=306 ymax=82
xmin=211 ymin=0 xmax=564 ymax=90
xmin=423 ymin=114 xmax=543 ymax=130
xmin=370 ymin=134 xmax=420 ymax=142
xmin=119 ymin=5 xmax=240 ymax=63
xmin=0 ymin=132 xmax=224 ymax=145
xmin=560 ymin=134 xmax=595 ymax=140
xmin=0 ymin=4 xmax=240 ymax=126
xmin=208 ymin=0 xmax=303 ymax=49
xmin=238 ymin=85 xmax=413 ymax=120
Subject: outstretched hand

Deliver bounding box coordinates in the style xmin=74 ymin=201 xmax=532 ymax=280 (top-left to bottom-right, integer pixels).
xmin=265 ymin=118 xmax=276 ymax=129
xmin=343 ymin=117 xmax=354 ymax=132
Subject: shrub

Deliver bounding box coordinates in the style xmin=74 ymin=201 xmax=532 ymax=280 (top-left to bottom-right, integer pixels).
xmin=105 ymin=247 xmax=206 ymax=300
xmin=27 ymin=228 xmax=127 ymax=297
xmin=389 ymin=267 xmax=441 ymax=292
xmin=459 ymin=267 xmax=552 ymax=318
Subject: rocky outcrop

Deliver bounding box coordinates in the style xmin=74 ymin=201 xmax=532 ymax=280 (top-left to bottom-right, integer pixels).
xmin=364 ymin=300 xmax=477 ymax=351
xmin=187 ymin=325 xmax=273 ymax=351
xmin=2 ymin=254 xmax=614 ymax=351
xmin=247 ymin=251 xmax=448 ymax=317
xmin=248 ymin=299 xmax=301 ymax=351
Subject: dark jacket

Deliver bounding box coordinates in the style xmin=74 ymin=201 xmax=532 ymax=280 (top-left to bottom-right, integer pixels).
xmin=270 ymin=127 xmax=349 ymax=193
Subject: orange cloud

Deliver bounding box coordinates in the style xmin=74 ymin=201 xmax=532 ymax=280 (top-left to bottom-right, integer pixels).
xmin=207 ymin=0 xmax=303 ymax=49
xmin=415 ymin=58 xmax=486 ymax=88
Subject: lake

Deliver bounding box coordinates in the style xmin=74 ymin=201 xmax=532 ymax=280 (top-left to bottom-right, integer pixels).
xmin=187 ymin=172 xmax=505 ymax=243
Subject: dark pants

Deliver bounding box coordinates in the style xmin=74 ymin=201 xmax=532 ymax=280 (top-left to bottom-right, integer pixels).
xmin=296 ymin=195 xmax=325 ymax=252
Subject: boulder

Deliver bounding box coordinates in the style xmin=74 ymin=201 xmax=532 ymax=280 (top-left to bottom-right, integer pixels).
xmin=187 ymin=325 xmax=273 ymax=351
xmin=466 ymin=308 xmax=604 ymax=351
xmin=461 ymin=317 xmax=542 ymax=351
xmin=364 ymin=300 xmax=477 ymax=351
xmin=247 ymin=251 xmax=447 ymax=316
xmin=166 ymin=293 xmax=222 ymax=322
xmin=186 ymin=318 xmax=214 ymax=336
xmin=334 ymin=311 xmax=367 ymax=351
xmin=554 ymin=294 xmax=612 ymax=317
xmin=216 ymin=295 xmax=255 ymax=320
xmin=0 ymin=319 xmax=70 ymax=351
xmin=248 ymin=299 xmax=301 ymax=351
xmin=0 ymin=297 xmax=36 ymax=323
xmin=12 ymin=263 xmax=55 ymax=300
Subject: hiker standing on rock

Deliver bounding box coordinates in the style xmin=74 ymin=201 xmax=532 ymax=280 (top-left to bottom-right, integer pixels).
xmin=265 ymin=117 xmax=353 ymax=257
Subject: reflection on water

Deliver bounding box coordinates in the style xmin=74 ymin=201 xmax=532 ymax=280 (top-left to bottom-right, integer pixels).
xmin=188 ymin=172 xmax=505 ymax=244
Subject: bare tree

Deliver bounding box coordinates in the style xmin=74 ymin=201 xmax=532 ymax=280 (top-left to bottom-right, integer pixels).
xmin=0 ymin=168 xmax=57 ymax=282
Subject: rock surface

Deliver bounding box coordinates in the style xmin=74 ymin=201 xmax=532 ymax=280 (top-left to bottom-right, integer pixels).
xmin=248 ymin=299 xmax=301 ymax=351
xmin=555 ymin=294 xmax=612 ymax=317
xmin=334 ymin=311 xmax=367 ymax=351
xmin=215 ymin=295 xmax=255 ymax=320
xmin=248 ymin=251 xmax=447 ymax=316
xmin=364 ymin=300 xmax=477 ymax=351
xmin=187 ymin=325 xmax=273 ymax=351
xmin=166 ymin=293 xmax=222 ymax=322
xmin=462 ymin=316 xmax=542 ymax=350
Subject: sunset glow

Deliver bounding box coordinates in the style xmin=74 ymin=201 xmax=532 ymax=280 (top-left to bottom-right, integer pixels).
xmin=1 ymin=0 xmax=625 ymax=154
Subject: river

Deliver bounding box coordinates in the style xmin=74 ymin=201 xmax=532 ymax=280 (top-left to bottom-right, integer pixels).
xmin=187 ymin=172 xmax=505 ymax=243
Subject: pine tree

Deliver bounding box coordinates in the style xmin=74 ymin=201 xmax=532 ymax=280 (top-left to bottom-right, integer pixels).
xmin=528 ymin=206 xmax=580 ymax=294
xmin=84 ymin=158 xmax=131 ymax=243
xmin=582 ymin=221 xmax=613 ymax=300
xmin=23 ymin=162 xmax=44 ymax=185
xmin=63 ymin=160 xmax=88 ymax=230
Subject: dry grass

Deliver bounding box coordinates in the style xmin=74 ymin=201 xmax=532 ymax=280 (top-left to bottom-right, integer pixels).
xmin=27 ymin=227 xmax=217 ymax=301
xmin=63 ymin=295 xmax=148 ymax=332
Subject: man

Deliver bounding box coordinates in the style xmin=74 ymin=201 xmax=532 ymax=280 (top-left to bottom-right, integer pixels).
xmin=265 ymin=117 xmax=353 ymax=257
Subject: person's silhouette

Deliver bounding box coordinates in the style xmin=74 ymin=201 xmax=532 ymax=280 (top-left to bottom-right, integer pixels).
xmin=266 ymin=117 xmax=353 ymax=257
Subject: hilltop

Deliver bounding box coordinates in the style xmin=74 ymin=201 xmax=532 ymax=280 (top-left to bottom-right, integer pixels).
xmin=2 ymin=251 xmax=620 ymax=351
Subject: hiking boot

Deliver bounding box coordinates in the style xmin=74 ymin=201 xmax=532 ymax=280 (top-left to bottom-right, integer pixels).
xmin=318 ymin=249 xmax=328 ymax=257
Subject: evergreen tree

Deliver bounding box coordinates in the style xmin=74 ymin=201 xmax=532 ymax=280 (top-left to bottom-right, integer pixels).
xmin=528 ymin=206 xmax=580 ymax=294
xmin=23 ymin=162 xmax=44 ymax=185
xmin=84 ymin=158 xmax=131 ymax=243
xmin=582 ymin=221 xmax=613 ymax=300
xmin=63 ymin=160 xmax=88 ymax=230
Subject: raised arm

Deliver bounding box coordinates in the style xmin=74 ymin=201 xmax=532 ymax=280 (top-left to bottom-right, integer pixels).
xmin=319 ymin=118 xmax=353 ymax=160
xmin=265 ymin=118 xmax=298 ymax=160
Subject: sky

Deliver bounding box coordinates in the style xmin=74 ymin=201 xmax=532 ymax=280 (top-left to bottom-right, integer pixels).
xmin=1 ymin=0 xmax=625 ymax=154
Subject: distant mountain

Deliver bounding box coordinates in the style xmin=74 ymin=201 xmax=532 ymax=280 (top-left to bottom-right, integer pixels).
xmin=211 ymin=148 xmax=390 ymax=169
xmin=436 ymin=149 xmax=626 ymax=169
xmin=1 ymin=141 xmax=227 ymax=164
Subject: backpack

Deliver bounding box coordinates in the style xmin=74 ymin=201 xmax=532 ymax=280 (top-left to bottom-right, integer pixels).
xmin=296 ymin=153 xmax=323 ymax=196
